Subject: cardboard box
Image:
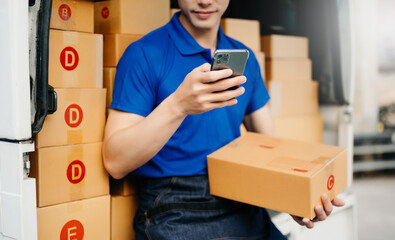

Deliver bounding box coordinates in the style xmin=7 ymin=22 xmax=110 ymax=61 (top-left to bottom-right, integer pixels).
xmin=170 ymin=8 xmax=180 ymax=18
xmin=221 ymin=18 xmax=261 ymax=51
xmin=261 ymin=35 xmax=309 ymax=59
xmin=207 ymin=132 xmax=347 ymax=219
xmin=104 ymin=34 xmax=142 ymax=67
xmin=104 ymin=67 xmax=116 ymax=107
xmin=50 ymin=0 xmax=94 ymax=33
xmin=240 ymin=124 xmax=247 ymax=136
xmin=94 ymin=0 xmax=170 ymax=35
xmin=30 ymin=142 xmax=109 ymax=207
xmin=37 ymin=195 xmax=110 ymax=240
xmin=254 ymin=51 xmax=265 ymax=81
xmin=110 ymin=174 xmax=137 ymax=196
xmin=274 ymin=114 xmax=324 ymax=144
xmin=269 ymin=80 xmax=318 ymax=118
xmin=49 ymin=29 xmax=103 ymax=88
xmin=111 ymin=195 xmax=138 ymax=240
xmin=35 ymin=88 xmax=106 ymax=148
xmin=265 ymin=59 xmax=312 ymax=81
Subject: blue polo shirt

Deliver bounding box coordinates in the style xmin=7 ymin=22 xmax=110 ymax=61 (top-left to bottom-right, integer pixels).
xmin=110 ymin=13 xmax=270 ymax=177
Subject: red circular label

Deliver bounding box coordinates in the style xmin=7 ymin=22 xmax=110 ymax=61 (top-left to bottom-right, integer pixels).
xmin=58 ymin=4 xmax=71 ymax=21
xmin=327 ymin=175 xmax=335 ymax=190
xmin=67 ymin=160 xmax=86 ymax=184
xmin=64 ymin=104 xmax=83 ymax=128
xmin=60 ymin=47 xmax=79 ymax=71
xmin=60 ymin=220 xmax=84 ymax=240
xmin=101 ymin=7 xmax=110 ymax=19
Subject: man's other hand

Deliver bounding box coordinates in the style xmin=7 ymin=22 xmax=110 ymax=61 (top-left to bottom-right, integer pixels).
xmin=291 ymin=194 xmax=345 ymax=229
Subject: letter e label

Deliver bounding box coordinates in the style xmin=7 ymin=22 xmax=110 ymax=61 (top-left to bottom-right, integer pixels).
xmin=60 ymin=220 xmax=84 ymax=240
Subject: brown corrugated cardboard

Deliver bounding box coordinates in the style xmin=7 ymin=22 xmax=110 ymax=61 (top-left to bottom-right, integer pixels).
xmin=30 ymin=142 xmax=109 ymax=207
xmin=207 ymin=132 xmax=347 ymax=219
xmin=103 ymin=34 xmax=142 ymax=67
xmin=104 ymin=67 xmax=116 ymax=107
xmin=221 ymin=18 xmax=261 ymax=51
xmin=253 ymin=51 xmax=265 ymax=81
xmin=49 ymin=29 xmax=103 ymax=88
xmin=261 ymin=35 xmax=309 ymax=59
xmin=269 ymin=80 xmax=318 ymax=118
xmin=265 ymin=59 xmax=312 ymax=81
xmin=274 ymin=114 xmax=324 ymax=144
xmin=37 ymin=195 xmax=110 ymax=240
xmin=50 ymin=0 xmax=94 ymax=33
xmin=240 ymin=124 xmax=247 ymax=136
xmin=94 ymin=0 xmax=170 ymax=35
xmin=35 ymin=88 xmax=106 ymax=148
xmin=170 ymin=8 xmax=180 ymax=18
xmin=110 ymin=174 xmax=137 ymax=196
xmin=111 ymin=195 xmax=138 ymax=240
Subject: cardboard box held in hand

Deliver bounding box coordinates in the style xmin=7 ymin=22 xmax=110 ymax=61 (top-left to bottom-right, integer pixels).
xmin=207 ymin=132 xmax=347 ymax=219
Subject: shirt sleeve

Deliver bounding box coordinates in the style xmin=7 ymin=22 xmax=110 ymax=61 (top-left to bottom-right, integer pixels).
xmin=245 ymin=51 xmax=270 ymax=115
xmin=110 ymin=43 xmax=156 ymax=117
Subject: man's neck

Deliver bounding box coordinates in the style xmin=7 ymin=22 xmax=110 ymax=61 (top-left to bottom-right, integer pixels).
xmin=179 ymin=13 xmax=219 ymax=56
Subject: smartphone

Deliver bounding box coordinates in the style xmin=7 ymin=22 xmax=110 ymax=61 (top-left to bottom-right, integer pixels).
xmin=211 ymin=49 xmax=249 ymax=90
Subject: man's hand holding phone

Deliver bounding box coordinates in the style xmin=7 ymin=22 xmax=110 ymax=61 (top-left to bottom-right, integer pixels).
xmin=170 ymin=63 xmax=246 ymax=116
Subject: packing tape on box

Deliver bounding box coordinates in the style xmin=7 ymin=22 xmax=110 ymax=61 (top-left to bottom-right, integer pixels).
xmin=62 ymin=71 xmax=78 ymax=87
xmin=70 ymin=179 xmax=85 ymax=200
xmin=95 ymin=34 xmax=104 ymax=88
xmin=267 ymin=156 xmax=320 ymax=173
xmin=67 ymin=198 xmax=84 ymax=213
xmin=67 ymin=130 xmax=83 ymax=144
xmin=64 ymin=88 xmax=81 ymax=102
xmin=312 ymin=156 xmax=331 ymax=164
xmin=67 ymin=144 xmax=84 ymax=162
xmin=63 ymin=31 xmax=79 ymax=46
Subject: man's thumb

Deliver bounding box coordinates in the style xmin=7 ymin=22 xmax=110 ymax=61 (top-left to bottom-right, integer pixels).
xmin=198 ymin=63 xmax=212 ymax=72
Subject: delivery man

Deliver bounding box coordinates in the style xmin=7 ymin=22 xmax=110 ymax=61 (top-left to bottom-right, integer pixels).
xmin=103 ymin=0 xmax=345 ymax=239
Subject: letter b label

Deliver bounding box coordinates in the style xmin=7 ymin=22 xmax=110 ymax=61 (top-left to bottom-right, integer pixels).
xmin=58 ymin=4 xmax=71 ymax=21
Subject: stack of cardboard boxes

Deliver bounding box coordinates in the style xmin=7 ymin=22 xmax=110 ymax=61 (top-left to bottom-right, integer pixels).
xmin=31 ymin=0 xmax=109 ymax=239
xmin=220 ymin=21 xmax=322 ymax=142
xmin=94 ymin=0 xmax=170 ymax=239
xmin=262 ymin=35 xmax=323 ymax=144
xmin=95 ymin=0 xmax=169 ymax=118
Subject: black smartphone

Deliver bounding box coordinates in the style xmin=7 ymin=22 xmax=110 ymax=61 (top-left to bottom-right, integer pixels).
xmin=210 ymin=49 xmax=249 ymax=90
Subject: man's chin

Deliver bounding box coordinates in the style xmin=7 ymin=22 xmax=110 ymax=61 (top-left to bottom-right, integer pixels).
xmin=191 ymin=20 xmax=218 ymax=30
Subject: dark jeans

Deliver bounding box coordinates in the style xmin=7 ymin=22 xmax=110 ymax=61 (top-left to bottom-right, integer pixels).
xmin=134 ymin=175 xmax=287 ymax=240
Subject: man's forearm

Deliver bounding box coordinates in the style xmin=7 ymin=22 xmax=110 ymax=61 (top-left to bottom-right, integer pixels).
xmin=103 ymin=94 xmax=187 ymax=179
